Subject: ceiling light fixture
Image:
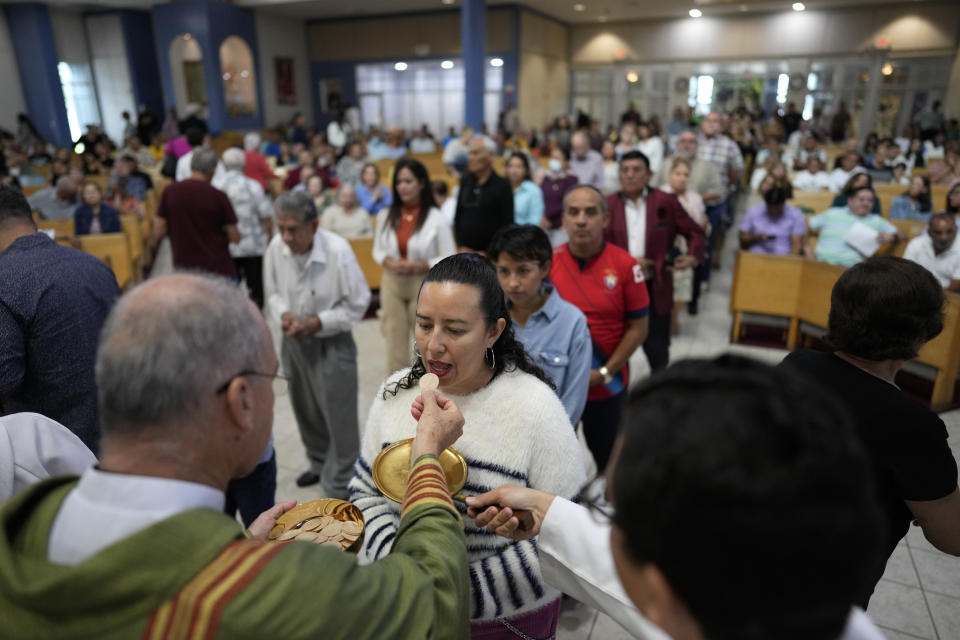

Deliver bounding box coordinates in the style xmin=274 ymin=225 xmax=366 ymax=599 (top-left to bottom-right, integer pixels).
xmin=573 ymin=4 xmax=586 ymax=11
xmin=881 ymin=62 xmax=893 ymax=76
xmin=689 ymin=8 xmax=702 ymax=18
xmin=394 ymin=62 xmax=408 ymax=71
xmin=626 ymin=71 xmax=639 ymax=83
xmin=441 ymin=0 xmax=454 ymax=5
xmin=792 ymin=2 xmax=805 ymax=11
xmin=490 ymin=57 xmax=504 ymax=68
xmin=441 ymin=60 xmax=454 ymax=70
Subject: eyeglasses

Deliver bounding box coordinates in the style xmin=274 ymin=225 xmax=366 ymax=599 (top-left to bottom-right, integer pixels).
xmin=215 ymin=370 xmax=289 ymax=395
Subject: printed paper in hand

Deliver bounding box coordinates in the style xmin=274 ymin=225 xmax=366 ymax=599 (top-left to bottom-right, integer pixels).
xmin=843 ymin=221 xmax=881 ymax=257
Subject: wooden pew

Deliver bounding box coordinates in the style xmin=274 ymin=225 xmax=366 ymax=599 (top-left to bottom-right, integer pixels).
xmin=120 ymin=214 xmax=144 ymax=281
xmin=730 ymin=251 xmax=960 ymax=409
xmin=22 ymin=184 xmax=47 ymax=198
xmin=789 ymin=190 xmax=835 ymax=215
xmin=80 ymin=233 xmax=134 ymax=290
xmin=348 ymin=236 xmax=381 ymax=291
xmin=36 ymin=218 xmax=75 ymax=245
xmin=84 ymin=174 xmax=109 ymax=193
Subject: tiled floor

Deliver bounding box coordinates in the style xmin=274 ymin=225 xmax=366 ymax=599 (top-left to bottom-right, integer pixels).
xmin=157 ymin=194 xmax=960 ymax=638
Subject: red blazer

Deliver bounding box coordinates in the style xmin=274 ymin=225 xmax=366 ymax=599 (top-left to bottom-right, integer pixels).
xmin=604 ymin=188 xmax=706 ymax=316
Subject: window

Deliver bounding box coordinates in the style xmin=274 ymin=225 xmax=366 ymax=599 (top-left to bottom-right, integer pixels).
xmin=58 ymin=62 xmax=101 ymax=146
xmin=356 ymin=58 xmax=503 ymax=133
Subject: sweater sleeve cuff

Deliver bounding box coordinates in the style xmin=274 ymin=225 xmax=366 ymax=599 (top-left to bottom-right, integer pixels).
xmin=401 ymin=454 xmax=461 ymax=523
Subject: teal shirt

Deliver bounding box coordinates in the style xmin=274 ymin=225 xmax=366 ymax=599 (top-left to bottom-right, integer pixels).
xmin=513 ymin=180 xmax=545 ymax=226
xmin=809 ymin=207 xmax=897 ymax=267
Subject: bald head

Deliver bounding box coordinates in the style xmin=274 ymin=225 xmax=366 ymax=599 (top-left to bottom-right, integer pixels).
xmin=96 ymin=273 xmax=269 ymax=435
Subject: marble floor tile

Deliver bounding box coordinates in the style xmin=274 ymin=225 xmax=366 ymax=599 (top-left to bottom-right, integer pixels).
xmin=912 ymin=548 xmax=960 ymax=598
xmin=866 ymin=580 xmax=936 ymax=639
xmin=926 ymin=591 xmax=960 ymax=639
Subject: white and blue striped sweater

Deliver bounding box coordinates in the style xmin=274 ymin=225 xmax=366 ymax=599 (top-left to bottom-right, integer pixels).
xmin=349 ymin=368 xmax=586 ymax=621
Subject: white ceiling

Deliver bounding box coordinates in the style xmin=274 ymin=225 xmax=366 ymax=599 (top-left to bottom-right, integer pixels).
xmin=10 ymin=0 xmax=940 ymax=23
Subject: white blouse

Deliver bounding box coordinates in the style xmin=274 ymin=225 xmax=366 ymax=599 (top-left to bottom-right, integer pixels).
xmin=372 ymin=206 xmax=455 ymax=267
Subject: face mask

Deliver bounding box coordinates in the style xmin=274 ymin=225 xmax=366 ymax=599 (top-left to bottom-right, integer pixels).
xmin=549 ymin=159 xmax=562 ymax=173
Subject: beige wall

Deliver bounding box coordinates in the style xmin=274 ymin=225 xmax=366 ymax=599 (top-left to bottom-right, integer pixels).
xmin=255 ymin=10 xmax=313 ymax=128
xmin=570 ymin=3 xmax=959 ymax=64
xmin=308 ymin=8 xmax=514 ymax=60
xmin=947 ymin=47 xmax=960 ymax=120
xmin=518 ymin=11 xmax=569 ymax=131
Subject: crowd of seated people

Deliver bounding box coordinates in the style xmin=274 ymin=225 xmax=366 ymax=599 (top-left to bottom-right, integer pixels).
xmin=2 ymin=92 xmax=960 ymax=640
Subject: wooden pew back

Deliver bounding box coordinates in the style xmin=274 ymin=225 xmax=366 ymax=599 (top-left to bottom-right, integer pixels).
xmin=730 ymin=251 xmax=960 ymax=409
xmin=348 ymin=236 xmax=381 ymax=290
xmin=79 ymin=233 xmax=133 ymax=290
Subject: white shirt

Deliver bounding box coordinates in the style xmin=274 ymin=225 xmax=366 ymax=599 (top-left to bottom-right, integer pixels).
xmin=903 ymin=234 xmax=960 ymax=288
xmin=829 ymin=167 xmax=866 ymax=193
xmin=0 ymin=413 xmax=97 ymax=503
xmin=219 ymin=169 xmax=273 ymax=258
xmin=48 ymin=467 xmax=224 ymax=566
xmin=263 ymin=228 xmax=371 ymax=335
xmin=638 ymin=137 xmax=665 ymax=175
xmin=625 ymin=192 xmax=647 ymax=258
xmin=538 ymin=497 xmax=886 ymax=640
xmin=176 ymin=149 xmax=227 ymax=185
xmin=372 ymin=206 xmax=455 ymax=267
xmin=409 ymin=137 xmax=437 ymax=154
xmin=440 ymin=189 xmax=458 ymax=227
xmin=793 ymin=170 xmax=832 ymax=192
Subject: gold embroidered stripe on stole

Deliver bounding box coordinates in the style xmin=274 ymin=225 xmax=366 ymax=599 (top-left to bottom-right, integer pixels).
xmin=142 ymin=540 xmax=282 ymax=640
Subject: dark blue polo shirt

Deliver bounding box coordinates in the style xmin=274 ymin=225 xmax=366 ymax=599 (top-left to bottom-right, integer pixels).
xmin=0 ymin=233 xmax=119 ymax=453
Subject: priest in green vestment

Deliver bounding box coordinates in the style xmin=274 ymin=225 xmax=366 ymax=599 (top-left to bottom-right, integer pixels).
xmin=0 ymin=273 xmax=470 ymax=639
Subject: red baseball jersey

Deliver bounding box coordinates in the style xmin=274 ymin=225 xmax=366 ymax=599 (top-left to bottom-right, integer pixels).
xmin=550 ymin=242 xmax=649 ymax=401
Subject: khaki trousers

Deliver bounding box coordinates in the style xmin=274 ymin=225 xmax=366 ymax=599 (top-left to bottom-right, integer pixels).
xmin=380 ymin=269 xmax=423 ymax=374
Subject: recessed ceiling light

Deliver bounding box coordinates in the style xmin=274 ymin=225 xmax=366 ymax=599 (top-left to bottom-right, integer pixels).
xmin=689 ymin=8 xmax=702 ymax=17
xmin=792 ymin=2 xmax=805 ymax=11
xmin=441 ymin=0 xmax=454 ymax=4
xmin=626 ymin=71 xmax=639 ymax=83
xmin=573 ymin=3 xmax=586 ymax=11
xmin=441 ymin=60 xmax=454 ymax=70
xmin=490 ymin=57 xmax=504 ymax=68
xmin=394 ymin=62 xmax=408 ymax=71
xmin=881 ymin=62 xmax=893 ymax=76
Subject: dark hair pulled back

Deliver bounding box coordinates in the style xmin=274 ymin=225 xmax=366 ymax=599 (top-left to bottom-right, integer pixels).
xmin=382 ymin=253 xmax=555 ymax=398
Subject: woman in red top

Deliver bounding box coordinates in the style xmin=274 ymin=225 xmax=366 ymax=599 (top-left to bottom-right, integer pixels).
xmin=372 ymin=157 xmax=456 ymax=373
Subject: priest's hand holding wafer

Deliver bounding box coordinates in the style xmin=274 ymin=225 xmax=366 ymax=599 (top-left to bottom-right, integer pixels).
xmin=465 ymin=485 xmax=555 ymax=541
xmin=409 ymin=373 xmax=465 ymax=462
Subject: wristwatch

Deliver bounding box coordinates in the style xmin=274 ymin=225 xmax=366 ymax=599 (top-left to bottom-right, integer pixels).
xmin=598 ymin=366 xmax=613 ymax=384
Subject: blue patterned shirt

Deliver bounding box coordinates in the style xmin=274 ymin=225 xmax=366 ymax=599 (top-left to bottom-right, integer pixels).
xmin=0 ymin=233 xmax=119 ymax=453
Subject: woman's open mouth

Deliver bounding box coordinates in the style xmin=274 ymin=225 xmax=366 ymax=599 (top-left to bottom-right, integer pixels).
xmin=428 ymin=361 xmax=452 ymax=377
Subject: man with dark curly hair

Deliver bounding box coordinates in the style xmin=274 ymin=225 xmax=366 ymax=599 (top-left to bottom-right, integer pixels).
xmin=780 ymin=256 xmax=960 ymax=606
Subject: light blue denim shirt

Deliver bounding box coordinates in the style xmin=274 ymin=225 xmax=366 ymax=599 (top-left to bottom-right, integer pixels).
xmin=513 ymin=180 xmax=545 ymax=226
xmin=512 ymin=285 xmax=591 ymax=426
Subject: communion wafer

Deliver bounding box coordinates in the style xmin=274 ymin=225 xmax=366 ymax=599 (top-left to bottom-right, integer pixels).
xmin=419 ymin=373 xmax=439 ymax=391
xmin=295 ymin=531 xmax=322 ymax=542
xmin=277 ymin=529 xmax=300 ymax=542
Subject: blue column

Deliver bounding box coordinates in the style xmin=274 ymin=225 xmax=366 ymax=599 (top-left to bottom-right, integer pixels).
xmin=461 ymin=0 xmax=485 ymax=131
xmin=119 ymin=10 xmax=164 ymax=121
xmin=3 ymin=3 xmax=72 ymax=147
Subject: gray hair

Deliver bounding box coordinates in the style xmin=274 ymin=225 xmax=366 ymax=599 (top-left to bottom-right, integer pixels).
xmin=473 ymin=135 xmax=496 ymax=154
xmin=55 ymin=175 xmax=76 ymax=195
xmin=243 ymin=131 xmax=261 ymax=151
xmin=191 ymin=147 xmax=219 ymax=174
xmin=222 ymin=147 xmax=245 ymax=171
xmin=562 ymin=184 xmax=607 ymax=215
xmin=274 ymin=190 xmax=318 ymax=222
xmin=96 ymin=273 xmax=266 ymax=434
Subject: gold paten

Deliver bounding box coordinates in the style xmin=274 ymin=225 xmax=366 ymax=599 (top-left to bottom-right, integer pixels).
xmin=372 ymin=438 xmax=468 ymax=503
